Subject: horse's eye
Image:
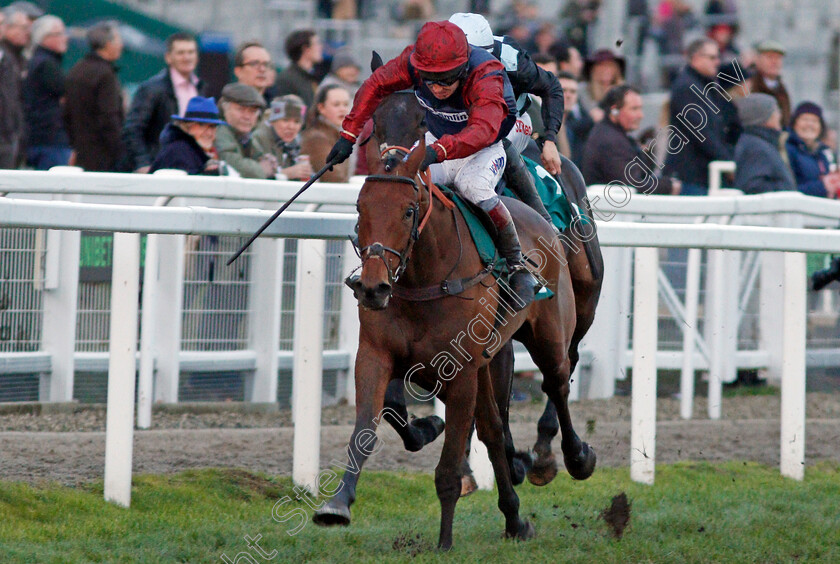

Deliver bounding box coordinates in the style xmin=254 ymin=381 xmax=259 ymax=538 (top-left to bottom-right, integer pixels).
xmin=404 ymin=207 xmax=415 ymax=219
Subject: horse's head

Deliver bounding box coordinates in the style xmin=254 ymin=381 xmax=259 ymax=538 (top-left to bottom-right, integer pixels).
xmin=367 ymin=91 xmax=426 ymax=172
xmin=348 ymin=143 xmax=428 ymax=310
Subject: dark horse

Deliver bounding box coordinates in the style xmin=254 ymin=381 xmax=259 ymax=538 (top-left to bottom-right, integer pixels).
xmin=354 ymin=87 xmax=605 ymax=489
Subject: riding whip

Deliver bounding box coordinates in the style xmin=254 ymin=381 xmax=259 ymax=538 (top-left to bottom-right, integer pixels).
xmin=226 ymin=157 xmax=340 ymax=265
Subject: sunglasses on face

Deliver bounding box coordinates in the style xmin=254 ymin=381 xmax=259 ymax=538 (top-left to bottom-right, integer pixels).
xmin=420 ymin=68 xmax=467 ymax=88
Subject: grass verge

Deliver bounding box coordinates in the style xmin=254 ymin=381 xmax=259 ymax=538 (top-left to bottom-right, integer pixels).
xmin=1 ymin=462 xmax=838 ymax=563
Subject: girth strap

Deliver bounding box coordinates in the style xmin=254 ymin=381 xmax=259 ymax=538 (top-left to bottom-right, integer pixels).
xmin=392 ymin=263 xmax=495 ymax=302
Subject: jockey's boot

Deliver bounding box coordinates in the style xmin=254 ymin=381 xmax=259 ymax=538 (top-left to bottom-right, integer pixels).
xmin=502 ymin=139 xmax=560 ymax=237
xmin=480 ymin=198 xmax=538 ymax=311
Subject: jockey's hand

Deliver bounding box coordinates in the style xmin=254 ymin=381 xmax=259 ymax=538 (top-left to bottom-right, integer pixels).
xmin=541 ymin=140 xmax=562 ymax=176
xmin=420 ymin=145 xmax=439 ymax=171
xmin=327 ymin=137 xmax=354 ymax=169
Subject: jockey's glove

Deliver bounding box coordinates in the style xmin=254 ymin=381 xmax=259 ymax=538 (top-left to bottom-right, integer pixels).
xmin=327 ymin=137 xmax=354 ymax=169
xmin=419 ymin=145 xmax=439 ymax=171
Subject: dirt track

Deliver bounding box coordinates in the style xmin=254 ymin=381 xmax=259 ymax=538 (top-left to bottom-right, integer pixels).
xmin=1 ymin=393 xmax=839 ymax=485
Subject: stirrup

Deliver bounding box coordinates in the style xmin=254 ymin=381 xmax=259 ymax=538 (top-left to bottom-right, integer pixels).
xmin=505 ymin=264 xmax=537 ymax=311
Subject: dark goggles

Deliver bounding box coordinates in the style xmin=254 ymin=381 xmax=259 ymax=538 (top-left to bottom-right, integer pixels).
xmin=419 ymin=65 xmax=467 ymax=87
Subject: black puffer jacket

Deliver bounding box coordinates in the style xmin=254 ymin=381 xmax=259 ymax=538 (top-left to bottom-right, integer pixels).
xmin=23 ymin=46 xmax=69 ymax=147
xmin=123 ymin=68 xmax=206 ymax=170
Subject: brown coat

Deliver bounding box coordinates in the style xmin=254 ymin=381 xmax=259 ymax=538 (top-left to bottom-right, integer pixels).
xmin=730 ymin=72 xmax=791 ymax=126
xmin=300 ymin=118 xmax=350 ymax=183
xmin=63 ymin=53 xmax=125 ymax=171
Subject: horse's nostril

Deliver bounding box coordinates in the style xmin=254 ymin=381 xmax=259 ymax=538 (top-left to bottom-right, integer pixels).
xmin=376 ymin=282 xmax=392 ymax=295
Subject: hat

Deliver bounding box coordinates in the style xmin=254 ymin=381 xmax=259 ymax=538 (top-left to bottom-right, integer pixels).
xmin=268 ymin=94 xmax=305 ymax=122
xmin=583 ymin=49 xmax=626 ymax=80
xmin=172 ymin=96 xmax=227 ymax=125
xmin=790 ymin=101 xmax=825 ymax=134
xmin=220 ymin=83 xmax=266 ymax=108
xmin=755 ymin=40 xmax=786 ymax=55
xmin=330 ymin=48 xmax=361 ymax=73
xmin=736 ymin=93 xmax=779 ymax=127
xmin=410 ymin=21 xmax=469 ymax=74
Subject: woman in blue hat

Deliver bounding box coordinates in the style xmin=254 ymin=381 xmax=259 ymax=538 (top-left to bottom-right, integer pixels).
xmin=150 ymin=96 xmax=228 ymax=175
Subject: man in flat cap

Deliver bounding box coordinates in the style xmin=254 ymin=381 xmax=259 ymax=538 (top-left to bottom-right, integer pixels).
xmin=733 ymin=40 xmax=791 ymax=125
xmin=214 ymin=82 xmax=277 ymax=178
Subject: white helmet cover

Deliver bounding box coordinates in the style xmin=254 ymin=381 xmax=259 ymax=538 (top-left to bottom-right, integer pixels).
xmin=448 ymin=12 xmax=494 ymax=50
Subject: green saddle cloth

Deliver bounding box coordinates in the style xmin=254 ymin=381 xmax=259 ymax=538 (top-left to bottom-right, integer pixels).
xmin=440 ymin=156 xmax=578 ymax=301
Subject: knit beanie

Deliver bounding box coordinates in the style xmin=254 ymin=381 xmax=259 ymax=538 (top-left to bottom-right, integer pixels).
xmin=736 ymin=93 xmax=779 ymax=127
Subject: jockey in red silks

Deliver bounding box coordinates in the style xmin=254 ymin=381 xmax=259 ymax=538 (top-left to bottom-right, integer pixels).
xmin=327 ymin=20 xmax=538 ymax=309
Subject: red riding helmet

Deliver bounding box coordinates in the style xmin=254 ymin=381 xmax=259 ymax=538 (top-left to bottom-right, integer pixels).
xmin=410 ymin=21 xmax=469 ymax=73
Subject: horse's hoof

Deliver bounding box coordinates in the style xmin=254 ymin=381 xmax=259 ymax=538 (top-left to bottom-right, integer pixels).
xmin=511 ymin=450 xmax=536 ymax=486
xmin=527 ymin=452 xmax=558 ymax=486
xmin=564 ymin=442 xmax=597 ymax=481
xmin=313 ymin=501 xmax=351 ymax=527
xmin=460 ymin=473 xmax=478 ymax=497
xmin=505 ymin=520 xmax=536 ymax=541
xmin=420 ymin=415 xmax=445 ymax=440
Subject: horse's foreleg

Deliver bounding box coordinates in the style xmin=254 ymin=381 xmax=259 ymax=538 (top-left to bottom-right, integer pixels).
xmin=435 ymin=376 xmax=476 ymax=550
xmin=475 ymin=365 xmax=535 ymax=541
xmin=529 ymin=399 xmax=559 ymax=486
xmin=383 ymin=378 xmax=445 ymax=452
xmin=313 ymin=344 xmax=392 ymax=526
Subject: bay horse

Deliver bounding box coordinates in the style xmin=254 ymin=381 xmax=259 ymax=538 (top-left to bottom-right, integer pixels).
xmin=353 ymin=85 xmax=605 ymax=489
xmin=313 ymin=139 xmax=595 ymax=548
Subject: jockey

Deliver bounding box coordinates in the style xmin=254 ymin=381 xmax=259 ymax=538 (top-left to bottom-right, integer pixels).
xmin=327 ymin=20 xmax=538 ymax=309
xmin=449 ymin=12 xmax=565 ymax=229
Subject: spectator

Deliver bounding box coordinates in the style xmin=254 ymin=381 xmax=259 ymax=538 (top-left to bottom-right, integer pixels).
xmin=579 ymin=49 xmax=625 ymax=123
xmin=560 ymin=0 xmax=601 ymax=57
xmin=529 ymin=23 xmax=559 ymax=57
xmin=557 ymin=71 xmax=593 ymax=166
xmin=733 ymin=40 xmax=791 ymax=125
xmin=319 ymin=48 xmax=362 ymax=100
xmin=733 ymin=93 xmax=795 ymax=194
xmin=123 ymin=32 xmax=206 ymax=173
xmin=1 ymin=6 xmax=29 ymax=74
xmin=0 ymin=6 xmax=30 ymax=169
xmin=215 ymin=83 xmax=275 ymax=179
xmin=553 ymin=71 xmax=578 ymax=159
xmin=63 ymin=22 xmax=125 ymax=172
xmin=252 ymin=94 xmax=313 ymax=180
xmin=785 ymin=102 xmax=840 ymax=198
xmin=150 ymin=96 xmax=226 ymax=175
xmin=273 ymin=30 xmax=323 ymax=108
xmin=301 ymin=84 xmax=351 ymax=183
xmin=530 ymin=52 xmax=557 ymax=76
xmin=232 ymin=41 xmax=274 ymax=99
xmin=582 ymin=84 xmax=679 ymax=194
xmin=664 ymin=37 xmax=737 ymax=195
xmin=550 ymin=40 xmax=584 ymax=79
xmin=23 ymin=15 xmax=71 ymax=170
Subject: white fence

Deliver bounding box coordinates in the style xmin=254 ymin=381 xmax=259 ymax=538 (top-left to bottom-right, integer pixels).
xmin=2 ymin=168 xmax=840 ymax=503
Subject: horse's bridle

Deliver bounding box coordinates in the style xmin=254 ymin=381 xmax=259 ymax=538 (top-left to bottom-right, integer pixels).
xmin=351 ymin=146 xmax=434 ymax=286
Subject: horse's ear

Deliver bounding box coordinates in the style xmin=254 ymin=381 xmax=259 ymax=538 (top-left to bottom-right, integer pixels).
xmin=371 ymin=51 xmax=384 ymax=72
xmin=403 ymin=141 xmax=427 ymax=175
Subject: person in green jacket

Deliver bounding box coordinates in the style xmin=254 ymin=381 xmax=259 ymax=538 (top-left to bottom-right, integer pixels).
xmin=214 ymin=82 xmax=277 ymax=178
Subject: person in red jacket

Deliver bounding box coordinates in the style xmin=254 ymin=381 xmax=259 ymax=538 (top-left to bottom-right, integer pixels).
xmin=327 ymin=21 xmax=537 ymax=309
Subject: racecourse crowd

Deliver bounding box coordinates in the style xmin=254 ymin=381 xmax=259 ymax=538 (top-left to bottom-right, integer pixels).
xmin=1 ymin=1 xmax=839 ymax=201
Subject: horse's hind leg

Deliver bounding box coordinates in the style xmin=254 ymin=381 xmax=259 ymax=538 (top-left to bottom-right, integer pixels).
xmin=522 ymin=328 xmax=596 ymax=483
xmin=383 ymin=379 xmax=445 ymax=452
xmin=475 ymin=364 xmax=535 ymax=541
xmin=529 ymin=399 xmax=559 ymax=486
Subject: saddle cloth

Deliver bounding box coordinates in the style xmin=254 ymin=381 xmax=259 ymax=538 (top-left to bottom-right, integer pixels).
xmin=436 ymin=156 xmax=579 ymax=301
